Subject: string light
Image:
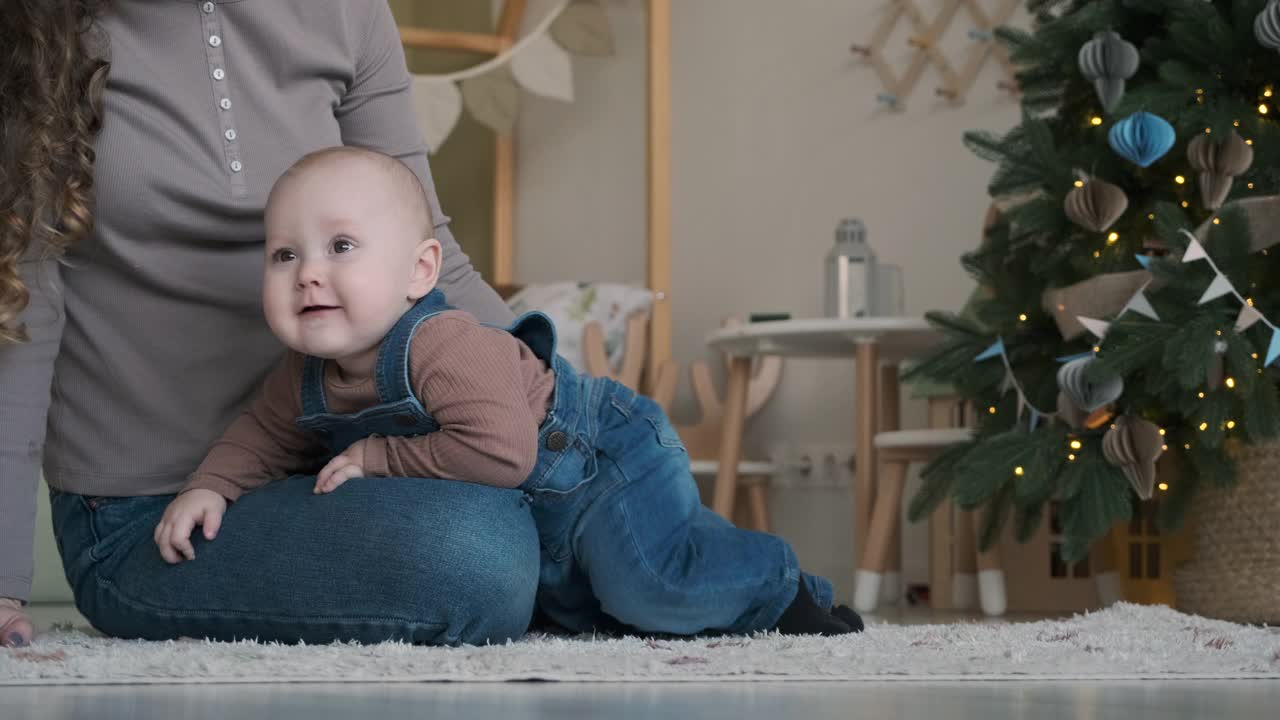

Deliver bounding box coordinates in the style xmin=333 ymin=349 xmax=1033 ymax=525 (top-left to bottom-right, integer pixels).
xmin=1067 ymin=454 xmax=1076 ymax=462
xmin=1234 ymin=120 xmax=1241 ymax=127
xmin=1249 ymin=182 xmax=1256 ymax=189
xmin=1266 ymin=88 xmax=1274 ymax=98
xmin=1148 ymin=213 xmax=1156 ymax=220
xmin=988 ymin=406 xmax=997 ymax=415
xmin=1253 ymin=352 xmax=1260 ymax=360
xmin=1226 ymin=377 xmax=1236 ymax=389
xmin=1213 ymin=218 xmax=1222 ymax=225
xmin=1247 ymin=139 xmax=1255 ymax=145
xmin=1184 ymin=443 xmax=1192 ymax=450
xmin=1204 ymin=128 xmax=1212 ymax=134
xmin=1182 ymin=201 xmax=1191 ymax=208
xmin=1074 ymin=180 xmax=1085 ymax=187
xmin=1158 ymin=482 xmax=1169 ymax=492
xmin=1199 ymin=422 xmax=1209 ymax=431
xmin=1014 ymin=466 xmax=1025 ymax=476
xmin=1093 ymin=345 xmax=1102 ymax=353
xmin=1090 ymin=116 xmax=1103 ymax=126
xmin=1175 ymin=175 xmax=1186 ymax=184
xmin=1227 ymin=420 xmax=1237 ymax=429
xmin=1261 ymin=104 xmax=1271 ymax=115
xmin=1198 ymin=392 xmax=1206 ymax=398
xmin=1093 ymin=250 xmax=1102 ymax=258
xmin=1070 ymin=440 xmax=1083 ymax=450
xmin=1162 ymin=444 xmax=1169 ymax=452
xmin=1018 ymin=313 xmax=1028 ymax=322
xmin=1158 ymin=428 xmax=1167 ymax=436
xmin=1107 ymin=231 xmax=1120 ymax=244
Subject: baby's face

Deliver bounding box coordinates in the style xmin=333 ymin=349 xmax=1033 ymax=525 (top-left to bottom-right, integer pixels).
xmin=262 ymin=159 xmax=433 ymax=363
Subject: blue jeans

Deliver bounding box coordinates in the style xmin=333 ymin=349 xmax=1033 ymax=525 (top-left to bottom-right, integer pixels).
xmin=524 ymin=362 xmax=834 ymax=636
xmin=49 ymin=475 xmax=540 ymax=646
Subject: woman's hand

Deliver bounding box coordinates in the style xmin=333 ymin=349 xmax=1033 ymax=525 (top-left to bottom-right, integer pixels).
xmin=315 ymin=439 xmax=368 ymax=494
xmin=153 ymin=489 xmax=227 ymax=564
xmin=0 ymin=597 xmax=33 ymax=648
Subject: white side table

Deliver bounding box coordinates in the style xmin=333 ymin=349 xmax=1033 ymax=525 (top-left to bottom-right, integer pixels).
xmin=706 ymin=317 xmax=943 ymax=581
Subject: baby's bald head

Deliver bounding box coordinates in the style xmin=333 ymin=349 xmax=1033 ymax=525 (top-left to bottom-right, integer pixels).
xmin=269 ymin=147 xmax=433 ymax=241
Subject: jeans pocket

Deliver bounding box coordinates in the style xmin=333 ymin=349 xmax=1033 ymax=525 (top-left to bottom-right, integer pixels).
xmin=84 ymin=495 xmax=169 ymax=563
xmin=644 ymin=412 xmax=687 ymax=451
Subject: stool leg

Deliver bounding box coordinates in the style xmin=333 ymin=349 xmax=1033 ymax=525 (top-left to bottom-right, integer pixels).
xmin=952 ymin=510 xmax=979 ymax=609
xmin=975 ymin=538 xmax=1007 ymax=617
xmin=745 ymin=480 xmax=770 ymax=533
xmin=855 ymin=459 xmax=908 ymax=613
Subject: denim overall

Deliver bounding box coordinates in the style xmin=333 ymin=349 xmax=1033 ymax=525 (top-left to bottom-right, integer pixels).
xmin=295 ymin=290 xmax=834 ymax=635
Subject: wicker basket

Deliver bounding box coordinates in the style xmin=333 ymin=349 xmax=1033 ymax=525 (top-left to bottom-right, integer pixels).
xmin=1173 ymin=441 xmax=1280 ymax=625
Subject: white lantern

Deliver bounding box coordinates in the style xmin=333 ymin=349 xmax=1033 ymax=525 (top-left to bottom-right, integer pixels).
xmin=825 ymin=219 xmax=878 ymax=318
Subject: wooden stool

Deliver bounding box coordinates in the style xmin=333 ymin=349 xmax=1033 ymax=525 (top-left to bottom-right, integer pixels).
xmin=854 ymin=428 xmax=1008 ymax=616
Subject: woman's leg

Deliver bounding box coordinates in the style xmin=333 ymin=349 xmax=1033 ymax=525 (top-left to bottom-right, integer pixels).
xmin=50 ymin=475 xmax=539 ymax=646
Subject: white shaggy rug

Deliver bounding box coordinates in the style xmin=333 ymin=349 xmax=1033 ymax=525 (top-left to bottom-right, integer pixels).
xmin=2 ymin=604 xmax=1278 ymax=685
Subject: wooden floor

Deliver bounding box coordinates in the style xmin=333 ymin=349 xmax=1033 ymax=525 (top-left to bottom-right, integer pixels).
xmin=6 ymin=605 xmax=1277 ymax=720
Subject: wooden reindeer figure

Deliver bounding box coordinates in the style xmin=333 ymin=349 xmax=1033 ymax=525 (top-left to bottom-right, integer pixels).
xmin=645 ymin=318 xmax=783 ymax=532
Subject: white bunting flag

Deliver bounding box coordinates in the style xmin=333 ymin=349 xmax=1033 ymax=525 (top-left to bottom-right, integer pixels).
xmin=1182 ymin=238 xmax=1208 ymax=263
xmin=1123 ymin=289 xmax=1161 ymax=321
xmin=1078 ymin=316 xmax=1112 ymax=340
xmin=409 ymin=77 xmax=463 ymax=154
xmin=1237 ymin=304 xmax=1264 ymax=332
xmin=511 ymin=32 xmax=575 ymax=102
xmin=1198 ymin=274 xmax=1235 ymax=305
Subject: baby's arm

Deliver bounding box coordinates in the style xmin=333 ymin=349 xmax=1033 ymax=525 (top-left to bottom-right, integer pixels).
xmin=360 ymin=312 xmax=541 ymax=489
xmin=183 ymin=350 xmax=325 ymax=502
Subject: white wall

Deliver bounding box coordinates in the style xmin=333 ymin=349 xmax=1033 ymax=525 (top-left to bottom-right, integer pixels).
xmin=513 ymin=0 xmax=1026 ymax=601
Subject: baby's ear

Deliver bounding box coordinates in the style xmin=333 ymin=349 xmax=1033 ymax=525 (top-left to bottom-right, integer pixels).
xmin=408 ymin=237 xmax=442 ymax=299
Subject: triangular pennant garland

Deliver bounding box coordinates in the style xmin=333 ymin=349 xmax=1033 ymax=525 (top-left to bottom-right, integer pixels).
xmin=1078 ymin=316 xmax=1112 ymax=340
xmin=1267 ymin=329 xmax=1280 ymax=368
xmin=975 ymin=339 xmax=1006 ymax=362
xmin=1135 ymin=254 xmax=1152 ymax=269
xmin=1197 ymin=274 xmax=1235 ymax=305
xmin=1123 ymin=289 xmax=1160 ymax=321
xmin=1236 ymin=305 xmax=1264 ymax=332
xmin=1182 ymin=238 xmax=1208 ymax=263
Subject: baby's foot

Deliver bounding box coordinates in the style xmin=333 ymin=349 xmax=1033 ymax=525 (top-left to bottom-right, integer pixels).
xmin=773 ymin=579 xmax=854 ymax=636
xmin=831 ymin=604 xmax=865 ymax=632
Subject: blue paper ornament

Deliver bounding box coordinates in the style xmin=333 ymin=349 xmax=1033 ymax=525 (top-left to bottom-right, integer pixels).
xmin=1108 ymin=112 xmax=1176 ymax=168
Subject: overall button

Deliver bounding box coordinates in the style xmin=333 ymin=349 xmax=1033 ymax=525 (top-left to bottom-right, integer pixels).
xmin=545 ymin=430 xmax=569 ymax=451
xmin=208 ymin=35 xmax=222 ymax=48
xmin=202 ymin=2 xmax=215 ymax=13
xmin=395 ymin=413 xmax=418 ymax=427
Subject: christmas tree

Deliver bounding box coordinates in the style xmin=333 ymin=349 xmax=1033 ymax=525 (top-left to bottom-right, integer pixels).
xmin=906 ymin=0 xmax=1280 ymax=562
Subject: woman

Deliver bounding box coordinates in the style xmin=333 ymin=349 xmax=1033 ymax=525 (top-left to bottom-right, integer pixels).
xmin=0 ymin=0 xmax=540 ymax=648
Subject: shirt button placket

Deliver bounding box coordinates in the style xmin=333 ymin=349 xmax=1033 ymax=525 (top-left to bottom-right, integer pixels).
xmin=200 ymin=2 xmax=246 ymax=196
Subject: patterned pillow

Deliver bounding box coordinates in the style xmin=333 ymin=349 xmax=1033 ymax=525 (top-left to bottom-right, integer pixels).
xmin=506 ymin=282 xmax=654 ymax=374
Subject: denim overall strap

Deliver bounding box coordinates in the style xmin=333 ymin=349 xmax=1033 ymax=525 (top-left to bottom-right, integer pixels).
xmin=374 ymin=289 xmax=456 ymax=405
xmin=298 ymin=355 xmax=331 ymax=418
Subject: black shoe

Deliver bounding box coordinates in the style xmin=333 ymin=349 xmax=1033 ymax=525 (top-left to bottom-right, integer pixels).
xmin=774 ymin=579 xmax=854 ymax=636
xmin=831 ymin=604 xmax=865 ymax=633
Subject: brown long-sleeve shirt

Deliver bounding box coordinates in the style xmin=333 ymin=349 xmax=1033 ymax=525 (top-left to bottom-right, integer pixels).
xmin=184 ymin=310 xmax=555 ymax=502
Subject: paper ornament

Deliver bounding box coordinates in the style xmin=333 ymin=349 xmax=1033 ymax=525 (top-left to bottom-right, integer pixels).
xmin=1102 ymin=415 xmax=1165 ymax=500
xmin=1058 ymin=356 xmax=1124 ymax=413
xmin=461 ymin=67 xmax=522 ymax=135
xmin=551 ymin=0 xmax=615 ymax=56
xmin=1042 ymin=271 xmax=1150 ymax=341
xmin=1077 ymin=31 xmax=1140 ymax=112
xmin=1187 ymin=130 xmax=1254 ymax=210
xmin=1057 ymin=390 xmax=1088 ymax=429
xmin=1064 ymin=178 xmax=1129 ymax=232
xmin=1256 ymin=0 xmax=1280 ymax=50
xmin=1108 ymin=112 xmax=1176 ymax=168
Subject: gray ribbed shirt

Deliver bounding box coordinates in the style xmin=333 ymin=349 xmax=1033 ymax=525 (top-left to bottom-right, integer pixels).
xmin=0 ymin=0 xmax=514 ymax=602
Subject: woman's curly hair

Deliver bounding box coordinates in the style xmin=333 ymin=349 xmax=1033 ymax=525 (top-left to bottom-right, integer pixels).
xmin=0 ymin=1 xmax=110 ymax=344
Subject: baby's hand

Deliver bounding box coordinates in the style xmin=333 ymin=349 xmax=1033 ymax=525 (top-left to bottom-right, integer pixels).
xmin=315 ymin=439 xmax=368 ymax=494
xmin=154 ymin=489 xmax=227 ymax=564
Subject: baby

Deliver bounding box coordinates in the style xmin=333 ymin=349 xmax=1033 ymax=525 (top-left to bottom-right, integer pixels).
xmin=154 ymin=147 xmax=862 ymax=638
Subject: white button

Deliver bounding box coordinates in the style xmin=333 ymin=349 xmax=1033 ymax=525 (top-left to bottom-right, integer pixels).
xmin=224 ymin=129 xmax=237 ymax=141
xmin=230 ymin=160 xmax=243 ymax=172
xmin=219 ymin=98 xmax=231 ymax=110
xmin=208 ymin=35 xmax=221 ymax=47
xmin=202 ymin=2 xmax=215 ymax=13
xmin=212 ymin=68 xmax=225 ymax=81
